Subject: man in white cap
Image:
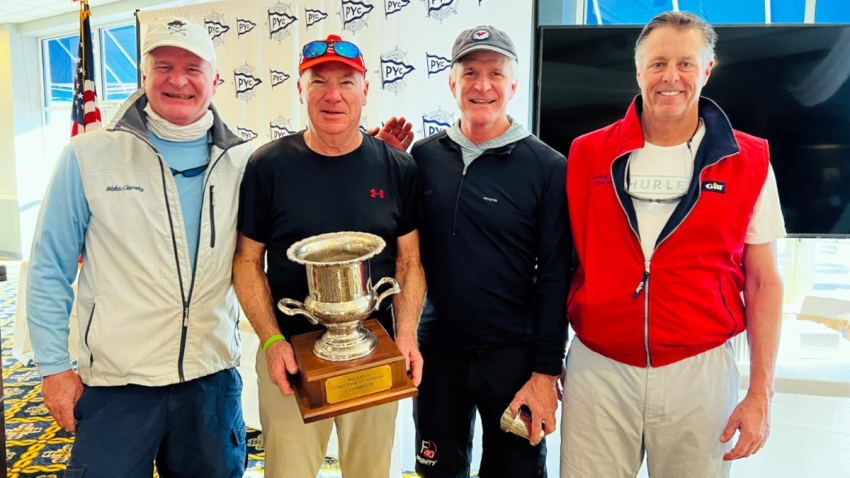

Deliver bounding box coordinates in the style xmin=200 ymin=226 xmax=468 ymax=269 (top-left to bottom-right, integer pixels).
xmin=27 ymin=16 xmax=253 ymax=476
xmin=410 ymin=25 xmax=570 ymax=477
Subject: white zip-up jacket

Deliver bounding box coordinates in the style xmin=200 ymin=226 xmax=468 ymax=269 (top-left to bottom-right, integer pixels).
xmin=68 ymin=91 xmax=253 ymax=386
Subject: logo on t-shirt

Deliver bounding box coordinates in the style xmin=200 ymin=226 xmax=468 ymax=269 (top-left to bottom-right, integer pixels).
xmin=370 ymin=188 xmax=386 ymax=199
xmin=702 ymin=181 xmax=726 ymax=193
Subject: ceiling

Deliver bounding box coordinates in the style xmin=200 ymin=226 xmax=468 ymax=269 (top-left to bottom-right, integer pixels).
xmin=0 ymin=0 xmax=125 ymax=25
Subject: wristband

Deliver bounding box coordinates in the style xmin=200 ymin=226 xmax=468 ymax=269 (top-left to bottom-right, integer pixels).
xmin=262 ymin=334 xmax=286 ymax=351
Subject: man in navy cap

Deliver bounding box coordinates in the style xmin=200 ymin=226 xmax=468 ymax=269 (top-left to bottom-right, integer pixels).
xmin=410 ymin=25 xmax=571 ymax=478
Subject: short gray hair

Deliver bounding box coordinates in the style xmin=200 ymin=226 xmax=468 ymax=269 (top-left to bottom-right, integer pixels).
xmin=634 ymin=11 xmax=717 ymax=69
xmin=449 ymin=55 xmax=518 ymax=83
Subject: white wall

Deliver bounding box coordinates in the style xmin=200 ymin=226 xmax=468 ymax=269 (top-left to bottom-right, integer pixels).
xmin=0 ymin=24 xmax=22 ymax=259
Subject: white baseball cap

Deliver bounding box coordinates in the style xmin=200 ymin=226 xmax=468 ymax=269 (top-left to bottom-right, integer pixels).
xmin=142 ymin=16 xmax=216 ymax=70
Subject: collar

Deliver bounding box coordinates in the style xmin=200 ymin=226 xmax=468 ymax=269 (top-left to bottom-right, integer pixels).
xmin=437 ymin=130 xmax=518 ymax=157
xmin=616 ymin=95 xmax=740 ymax=163
xmin=107 ymin=88 xmax=244 ymax=151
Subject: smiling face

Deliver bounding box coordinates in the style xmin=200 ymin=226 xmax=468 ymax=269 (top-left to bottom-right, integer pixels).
xmin=636 ymin=26 xmax=713 ymax=128
xmin=143 ymin=46 xmax=218 ymax=126
xmin=450 ymin=50 xmax=517 ymax=135
xmin=298 ymin=62 xmax=368 ymax=137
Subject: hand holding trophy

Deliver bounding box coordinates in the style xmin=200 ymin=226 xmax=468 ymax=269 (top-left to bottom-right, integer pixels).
xmin=278 ymin=231 xmax=418 ymax=423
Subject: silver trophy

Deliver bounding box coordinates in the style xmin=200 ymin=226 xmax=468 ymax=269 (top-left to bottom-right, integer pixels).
xmin=277 ymin=231 xmax=401 ymax=361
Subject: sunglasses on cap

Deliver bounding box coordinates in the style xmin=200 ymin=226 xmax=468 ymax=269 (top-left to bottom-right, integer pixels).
xmin=298 ymin=36 xmax=367 ymax=74
xmin=301 ymin=39 xmax=362 ymax=61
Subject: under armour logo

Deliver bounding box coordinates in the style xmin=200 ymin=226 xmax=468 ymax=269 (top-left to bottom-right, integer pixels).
xmin=370 ymin=188 xmax=386 ymax=199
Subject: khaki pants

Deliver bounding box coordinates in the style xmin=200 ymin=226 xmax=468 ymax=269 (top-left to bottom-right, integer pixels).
xmin=256 ymin=346 xmax=398 ymax=478
xmin=560 ymin=338 xmax=739 ymax=478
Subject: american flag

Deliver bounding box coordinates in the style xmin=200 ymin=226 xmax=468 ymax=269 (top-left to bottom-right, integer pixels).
xmin=71 ymin=0 xmax=102 ymax=136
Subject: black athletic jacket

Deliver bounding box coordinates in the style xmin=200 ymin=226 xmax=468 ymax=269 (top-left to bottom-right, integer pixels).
xmin=412 ymin=130 xmax=570 ymax=376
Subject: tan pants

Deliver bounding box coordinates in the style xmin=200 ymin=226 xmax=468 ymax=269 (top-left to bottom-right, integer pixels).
xmin=256 ymin=346 xmax=398 ymax=478
xmin=560 ymin=338 xmax=739 ymax=478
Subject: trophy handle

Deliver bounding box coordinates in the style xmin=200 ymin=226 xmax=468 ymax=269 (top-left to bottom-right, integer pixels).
xmin=373 ymin=277 xmax=401 ymax=310
xmin=277 ymin=298 xmax=320 ymax=325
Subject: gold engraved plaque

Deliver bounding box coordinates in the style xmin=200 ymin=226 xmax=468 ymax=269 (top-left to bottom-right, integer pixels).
xmin=325 ymin=364 xmax=392 ymax=404
xmin=288 ymin=319 xmax=418 ymax=423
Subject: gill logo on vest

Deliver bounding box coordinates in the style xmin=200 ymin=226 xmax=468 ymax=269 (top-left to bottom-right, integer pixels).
xmin=702 ymin=181 xmax=726 ymax=193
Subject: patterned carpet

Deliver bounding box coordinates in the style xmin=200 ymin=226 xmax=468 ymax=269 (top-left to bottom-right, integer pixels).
xmin=2 ymin=261 xmax=419 ymax=477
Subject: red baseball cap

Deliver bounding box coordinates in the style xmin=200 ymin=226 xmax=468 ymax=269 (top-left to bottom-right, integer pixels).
xmin=298 ymin=34 xmax=367 ymax=74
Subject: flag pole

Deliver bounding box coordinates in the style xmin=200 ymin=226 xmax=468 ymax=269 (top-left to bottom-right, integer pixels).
xmin=71 ymin=0 xmax=102 ymax=136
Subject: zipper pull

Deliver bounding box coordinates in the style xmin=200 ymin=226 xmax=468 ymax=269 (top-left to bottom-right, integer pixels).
xmin=632 ymin=263 xmax=650 ymax=299
xmin=183 ymin=303 xmax=189 ymax=327
xmin=462 ymin=165 xmax=468 ymax=176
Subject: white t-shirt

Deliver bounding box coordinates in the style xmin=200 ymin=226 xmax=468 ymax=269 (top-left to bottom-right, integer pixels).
xmin=629 ymin=123 xmax=786 ymax=260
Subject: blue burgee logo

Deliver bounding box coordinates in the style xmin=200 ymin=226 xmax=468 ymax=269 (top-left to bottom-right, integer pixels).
xmin=237 ymin=18 xmax=257 ymax=37
xmin=421 ymin=109 xmax=453 ymax=137
xmin=268 ymin=3 xmax=297 ymax=42
xmin=270 ymin=69 xmax=290 ymax=88
xmin=385 ymin=0 xmax=411 ymax=17
xmin=237 ymin=127 xmax=258 ymax=141
xmin=234 ymin=64 xmax=262 ymax=101
xmin=270 ymin=116 xmax=296 ymax=140
xmin=305 ymin=8 xmax=328 ymax=28
xmin=422 ymin=0 xmax=458 ymax=21
xmin=340 ymin=0 xmax=374 ymax=33
xmin=379 ymin=48 xmax=415 ymax=93
xmin=426 ymin=53 xmax=450 ymax=77
xmin=204 ymin=13 xmax=230 ymax=46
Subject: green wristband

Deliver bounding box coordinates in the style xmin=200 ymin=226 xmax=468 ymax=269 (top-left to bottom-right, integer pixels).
xmin=262 ymin=334 xmax=286 ymax=351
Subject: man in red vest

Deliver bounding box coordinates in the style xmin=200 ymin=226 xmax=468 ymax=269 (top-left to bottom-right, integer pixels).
xmin=562 ymin=11 xmax=785 ymax=478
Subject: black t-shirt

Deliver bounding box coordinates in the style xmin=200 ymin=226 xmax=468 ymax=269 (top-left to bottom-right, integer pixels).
xmin=237 ymin=131 xmax=421 ymax=339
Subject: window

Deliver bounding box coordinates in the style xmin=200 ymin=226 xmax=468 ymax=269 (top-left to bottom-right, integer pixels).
xmin=40 ymin=22 xmax=138 ymax=129
xmin=542 ymin=0 xmax=822 ymax=26
xmin=100 ymin=24 xmax=138 ymax=103
xmin=42 ymin=34 xmax=80 ymax=107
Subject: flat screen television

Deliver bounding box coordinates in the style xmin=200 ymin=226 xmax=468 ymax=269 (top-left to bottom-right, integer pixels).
xmin=536 ymin=25 xmax=850 ymax=237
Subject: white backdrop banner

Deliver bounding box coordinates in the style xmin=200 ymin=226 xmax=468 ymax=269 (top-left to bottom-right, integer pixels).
xmin=136 ymin=0 xmax=534 ymax=145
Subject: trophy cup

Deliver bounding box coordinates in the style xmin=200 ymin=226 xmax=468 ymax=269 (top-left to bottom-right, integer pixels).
xmin=278 ymin=231 xmax=418 ymax=423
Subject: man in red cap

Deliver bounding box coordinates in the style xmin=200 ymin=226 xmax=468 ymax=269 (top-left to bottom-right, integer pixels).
xmin=233 ymin=34 xmax=425 ymax=478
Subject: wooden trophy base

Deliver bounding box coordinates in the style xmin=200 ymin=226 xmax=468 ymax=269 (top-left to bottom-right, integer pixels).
xmin=289 ymin=319 xmax=418 ymax=423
